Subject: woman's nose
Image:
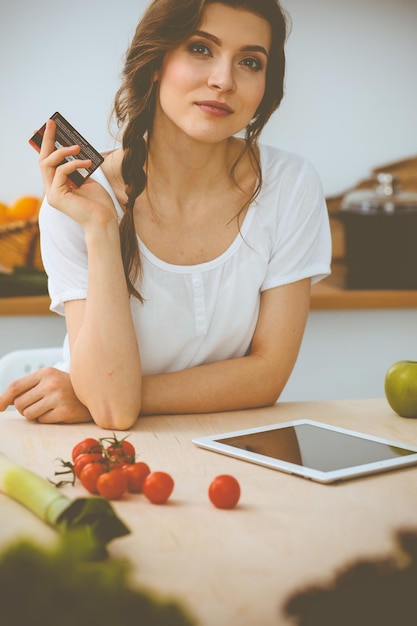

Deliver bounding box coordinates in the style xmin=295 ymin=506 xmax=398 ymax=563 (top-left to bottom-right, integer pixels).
xmin=207 ymin=61 xmax=236 ymax=93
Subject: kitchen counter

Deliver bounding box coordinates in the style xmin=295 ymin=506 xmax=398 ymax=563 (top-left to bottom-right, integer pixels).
xmin=1 ymin=398 xmax=417 ymax=625
xmin=2 ymin=275 xmax=417 ymax=315
xmin=311 ymin=279 xmax=417 ymax=310
xmin=0 ymin=294 xmax=53 ymax=316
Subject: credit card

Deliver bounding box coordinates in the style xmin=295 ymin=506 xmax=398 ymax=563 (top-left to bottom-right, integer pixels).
xmin=29 ymin=111 xmax=104 ymax=188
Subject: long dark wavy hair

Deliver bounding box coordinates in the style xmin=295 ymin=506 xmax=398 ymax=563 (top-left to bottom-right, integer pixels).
xmin=112 ymin=0 xmax=289 ymax=300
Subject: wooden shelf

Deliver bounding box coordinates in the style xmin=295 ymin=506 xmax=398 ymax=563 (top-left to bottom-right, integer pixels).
xmin=310 ymin=280 xmax=417 ymax=310
xmin=310 ymin=262 xmax=417 ymax=310
xmin=1 ymin=279 xmax=417 ymax=316
xmin=0 ymin=295 xmax=53 ymax=316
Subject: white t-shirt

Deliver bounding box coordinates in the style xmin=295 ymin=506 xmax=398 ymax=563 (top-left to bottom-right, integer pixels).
xmin=39 ymin=144 xmax=331 ymax=375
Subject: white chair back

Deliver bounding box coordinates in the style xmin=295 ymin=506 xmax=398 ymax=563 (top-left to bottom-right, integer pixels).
xmin=0 ymin=347 xmax=63 ymax=393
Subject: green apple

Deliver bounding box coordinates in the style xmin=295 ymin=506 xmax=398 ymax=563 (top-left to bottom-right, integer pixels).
xmin=384 ymin=360 xmax=417 ymax=418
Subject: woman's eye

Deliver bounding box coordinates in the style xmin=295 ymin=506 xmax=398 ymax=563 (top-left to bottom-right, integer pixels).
xmin=240 ymin=57 xmax=263 ymax=71
xmin=189 ymin=43 xmax=211 ymax=56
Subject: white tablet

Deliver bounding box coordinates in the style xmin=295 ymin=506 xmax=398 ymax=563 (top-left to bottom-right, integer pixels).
xmin=192 ymin=420 xmax=417 ymax=483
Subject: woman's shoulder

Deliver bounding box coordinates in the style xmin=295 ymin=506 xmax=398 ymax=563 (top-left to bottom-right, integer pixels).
xmin=259 ymin=143 xmax=315 ymax=174
xmin=259 ymin=143 xmax=323 ymax=192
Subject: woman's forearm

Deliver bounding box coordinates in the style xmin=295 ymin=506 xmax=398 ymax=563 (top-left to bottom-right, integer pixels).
xmin=67 ymin=221 xmax=142 ymax=430
xmin=140 ymin=353 xmax=288 ymax=415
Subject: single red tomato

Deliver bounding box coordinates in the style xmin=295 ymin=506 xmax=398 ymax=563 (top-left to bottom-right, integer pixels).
xmin=208 ymin=475 xmax=241 ymax=509
xmin=142 ymin=471 xmax=174 ymax=504
xmin=106 ymin=438 xmax=136 ymax=464
xmin=80 ymin=462 xmax=107 ymax=495
xmin=73 ymin=452 xmax=105 ymax=478
xmin=72 ymin=437 xmax=101 ymax=462
xmin=122 ymin=461 xmax=151 ymax=493
xmin=96 ymin=469 xmax=128 ymax=500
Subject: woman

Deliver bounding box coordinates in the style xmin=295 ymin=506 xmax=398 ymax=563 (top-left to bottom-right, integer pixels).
xmin=0 ymin=0 xmax=331 ymax=429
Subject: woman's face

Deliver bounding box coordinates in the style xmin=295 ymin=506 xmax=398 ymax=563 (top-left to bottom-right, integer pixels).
xmin=154 ymin=2 xmax=271 ymax=145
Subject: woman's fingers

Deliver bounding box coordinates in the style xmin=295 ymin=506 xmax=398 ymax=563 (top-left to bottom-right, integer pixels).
xmin=36 ymin=120 xmax=114 ymax=225
xmin=39 ymin=119 xmax=92 ymax=192
xmin=45 ymin=158 xmax=92 ymax=211
xmin=38 ymin=118 xmax=57 ymax=159
xmin=50 ymin=156 xmax=92 ymax=191
xmin=6 ymin=367 xmax=92 ymax=424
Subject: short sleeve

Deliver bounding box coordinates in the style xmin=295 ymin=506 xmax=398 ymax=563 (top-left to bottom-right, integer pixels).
xmin=261 ymin=156 xmax=332 ymax=291
xmin=39 ymin=199 xmax=89 ymax=315
xmin=39 ymin=166 xmax=124 ymax=315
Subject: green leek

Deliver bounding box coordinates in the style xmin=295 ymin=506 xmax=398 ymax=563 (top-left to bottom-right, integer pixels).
xmin=0 ymin=452 xmax=129 ymax=559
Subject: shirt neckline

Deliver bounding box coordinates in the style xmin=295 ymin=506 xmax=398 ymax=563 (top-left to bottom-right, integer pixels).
xmin=95 ymin=148 xmax=266 ymax=273
xmin=138 ymin=201 xmax=257 ymax=273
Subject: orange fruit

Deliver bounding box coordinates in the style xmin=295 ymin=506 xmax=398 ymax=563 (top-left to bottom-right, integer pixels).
xmin=0 ymin=202 xmax=8 ymax=225
xmin=7 ymin=195 xmax=42 ymax=222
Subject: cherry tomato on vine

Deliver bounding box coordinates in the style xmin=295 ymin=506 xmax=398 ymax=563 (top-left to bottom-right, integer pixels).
xmin=208 ymin=475 xmax=241 ymax=509
xmin=122 ymin=461 xmax=151 ymax=493
xmin=72 ymin=438 xmax=101 ymax=462
xmin=105 ymin=455 xmax=130 ymax=471
xmin=80 ymin=462 xmax=107 ymax=495
xmin=97 ymin=469 xmax=128 ymax=500
xmin=73 ymin=452 xmax=106 ymax=478
xmin=142 ymin=471 xmax=174 ymax=504
xmin=105 ymin=438 xmax=136 ymax=464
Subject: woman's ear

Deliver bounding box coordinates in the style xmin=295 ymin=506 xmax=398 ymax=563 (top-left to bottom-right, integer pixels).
xmin=152 ymin=69 xmax=159 ymax=83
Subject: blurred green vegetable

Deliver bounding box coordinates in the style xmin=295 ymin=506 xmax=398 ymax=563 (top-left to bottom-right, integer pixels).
xmin=0 ymin=532 xmax=195 ymax=626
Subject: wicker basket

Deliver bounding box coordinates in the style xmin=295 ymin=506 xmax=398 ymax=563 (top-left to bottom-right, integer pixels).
xmin=0 ymin=219 xmax=43 ymax=272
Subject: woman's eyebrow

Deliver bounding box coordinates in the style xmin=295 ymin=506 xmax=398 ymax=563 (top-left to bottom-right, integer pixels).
xmin=193 ymin=30 xmax=269 ymax=58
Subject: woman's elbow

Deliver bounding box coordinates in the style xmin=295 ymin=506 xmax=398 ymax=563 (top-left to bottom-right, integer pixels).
xmin=90 ymin=402 xmax=140 ymax=430
xmin=259 ymin=388 xmax=281 ymax=409
xmin=257 ymin=373 xmax=287 ymax=408
xmin=85 ymin=389 xmax=141 ymax=430
xmin=73 ymin=376 xmax=141 ymax=430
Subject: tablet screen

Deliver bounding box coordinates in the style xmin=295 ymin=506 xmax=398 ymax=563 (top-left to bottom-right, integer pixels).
xmin=217 ymin=423 xmax=415 ymax=472
xmin=192 ymin=420 xmax=417 ymax=483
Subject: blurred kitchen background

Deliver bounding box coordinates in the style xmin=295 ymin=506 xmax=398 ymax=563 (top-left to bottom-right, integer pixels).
xmin=0 ymin=0 xmax=416 ymax=401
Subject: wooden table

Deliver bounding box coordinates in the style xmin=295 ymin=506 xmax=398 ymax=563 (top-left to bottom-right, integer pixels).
xmin=1 ymin=398 xmax=417 ymax=625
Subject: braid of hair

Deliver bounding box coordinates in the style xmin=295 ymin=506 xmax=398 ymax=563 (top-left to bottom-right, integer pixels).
xmin=118 ymin=111 xmax=150 ymax=302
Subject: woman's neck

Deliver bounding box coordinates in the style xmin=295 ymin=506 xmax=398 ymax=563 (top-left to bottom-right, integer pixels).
xmin=147 ymin=132 xmax=242 ymax=202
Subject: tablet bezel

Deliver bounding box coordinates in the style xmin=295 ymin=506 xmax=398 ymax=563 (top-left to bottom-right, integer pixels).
xmin=192 ymin=419 xmax=417 ymax=483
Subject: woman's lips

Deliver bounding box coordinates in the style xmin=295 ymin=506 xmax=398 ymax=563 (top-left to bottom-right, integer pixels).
xmin=195 ymin=101 xmax=234 ymax=117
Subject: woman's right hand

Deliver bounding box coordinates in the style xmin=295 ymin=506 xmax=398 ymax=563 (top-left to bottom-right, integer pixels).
xmin=0 ymin=368 xmax=93 ymax=424
xmin=39 ymin=119 xmax=117 ymax=230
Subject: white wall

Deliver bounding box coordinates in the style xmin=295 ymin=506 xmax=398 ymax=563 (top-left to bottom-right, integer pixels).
xmin=280 ymin=309 xmax=417 ymax=402
xmin=1 ymin=0 xmax=416 ymax=204
xmin=0 ymin=316 xmax=66 ymax=358
xmin=1 ymin=0 xmax=417 ymax=402
xmin=1 ymin=309 xmax=416 ymax=401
